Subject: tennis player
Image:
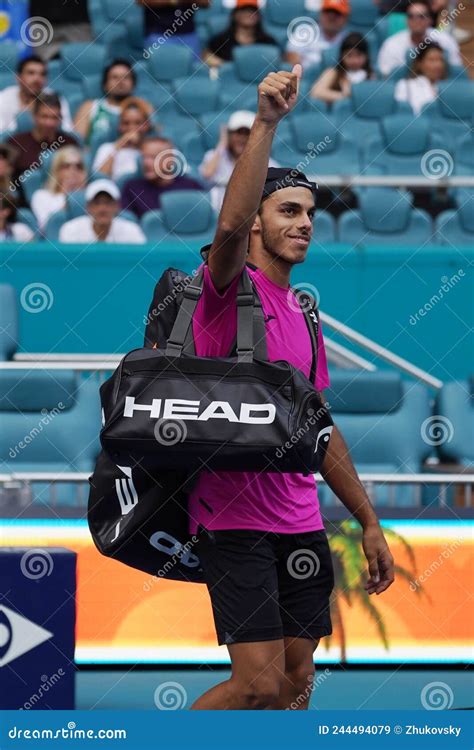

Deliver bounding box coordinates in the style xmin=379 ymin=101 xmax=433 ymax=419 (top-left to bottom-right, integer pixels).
xmin=189 ymin=64 xmax=395 ymax=710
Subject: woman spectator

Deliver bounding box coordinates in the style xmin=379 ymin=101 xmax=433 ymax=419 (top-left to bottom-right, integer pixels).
xmin=91 ymin=97 xmax=153 ymax=181
xmin=203 ymin=0 xmax=277 ymax=68
xmin=0 ymin=192 xmax=34 ymax=242
xmin=310 ymin=32 xmax=373 ymax=104
xmin=31 ymin=146 xmax=87 ymax=230
xmin=395 ymin=43 xmax=447 ymax=115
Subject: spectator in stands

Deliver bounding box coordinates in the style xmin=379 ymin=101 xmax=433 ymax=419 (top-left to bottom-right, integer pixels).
xmin=74 ymin=60 xmax=137 ymax=144
xmin=203 ymin=0 xmax=277 ymax=67
xmin=286 ymin=0 xmax=350 ymax=70
xmin=92 ymin=97 xmax=154 ymax=181
xmin=377 ymin=0 xmax=462 ymax=76
xmin=0 ymin=192 xmax=34 ymax=242
xmin=59 ymin=179 xmax=146 ymax=244
xmin=0 ymin=55 xmax=72 ymax=134
xmin=28 ymin=1 xmax=92 ymax=60
xmin=138 ymin=1 xmax=210 ymax=59
xmin=394 ymin=42 xmax=447 ymax=115
xmin=199 ymin=110 xmax=279 ymax=211
xmin=310 ymin=32 xmax=373 ymax=103
xmin=31 ymin=146 xmax=87 ymax=231
xmin=121 ymin=136 xmax=204 ymax=219
xmin=0 ymin=144 xmax=16 ymax=194
xmin=7 ymin=94 xmax=78 ymax=188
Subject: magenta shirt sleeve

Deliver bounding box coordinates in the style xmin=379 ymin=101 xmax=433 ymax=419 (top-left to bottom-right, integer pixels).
xmin=315 ymin=322 xmax=330 ymax=392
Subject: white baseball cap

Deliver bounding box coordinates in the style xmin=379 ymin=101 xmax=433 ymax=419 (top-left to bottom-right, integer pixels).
xmin=85 ymin=179 xmax=120 ymax=202
xmin=227 ymin=110 xmax=255 ymax=132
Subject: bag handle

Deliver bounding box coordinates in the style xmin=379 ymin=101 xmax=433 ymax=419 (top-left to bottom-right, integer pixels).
xmin=165 ymin=265 xmax=268 ymax=362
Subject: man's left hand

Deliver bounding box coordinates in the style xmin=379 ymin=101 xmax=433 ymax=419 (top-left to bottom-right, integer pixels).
xmin=362 ymin=524 xmax=395 ymax=595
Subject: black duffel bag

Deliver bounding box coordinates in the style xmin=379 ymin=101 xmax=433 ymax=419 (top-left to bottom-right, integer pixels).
xmin=100 ymin=266 xmax=333 ymax=475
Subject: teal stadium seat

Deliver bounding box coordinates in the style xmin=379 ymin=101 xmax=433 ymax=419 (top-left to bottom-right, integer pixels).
xmin=60 ymin=43 xmax=108 ymax=83
xmin=339 ymin=188 xmax=432 ymax=246
xmin=334 ymin=80 xmax=411 ymax=143
xmin=17 ymin=208 xmax=38 ymax=237
xmin=219 ymin=45 xmax=283 ymax=109
xmin=313 ymin=210 xmax=337 ymax=246
xmin=435 ymin=189 xmax=474 ymax=246
xmin=141 ymin=190 xmax=217 ymax=247
xmin=263 ymin=0 xmax=307 ymax=49
xmin=0 ymin=41 xmax=18 ymax=71
xmin=436 ymin=379 xmax=474 ymax=467
xmin=322 ymin=370 xmax=432 ymax=506
xmin=172 ymin=77 xmax=221 ymax=117
xmin=455 ymin=131 xmax=474 ymax=175
xmin=422 ymin=80 xmax=474 ymax=147
xmin=0 ymin=370 xmax=101 ymax=508
xmin=147 ymin=45 xmax=195 ymax=86
xmin=0 ymin=285 xmax=18 ymax=361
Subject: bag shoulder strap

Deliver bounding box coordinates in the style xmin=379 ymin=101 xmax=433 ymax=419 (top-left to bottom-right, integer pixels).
xmin=291 ymin=288 xmax=319 ymax=386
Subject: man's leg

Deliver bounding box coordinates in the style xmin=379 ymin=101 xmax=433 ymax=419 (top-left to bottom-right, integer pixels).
xmin=269 ymin=637 xmax=320 ymax=710
xmin=191 ymin=639 xmax=285 ymax=710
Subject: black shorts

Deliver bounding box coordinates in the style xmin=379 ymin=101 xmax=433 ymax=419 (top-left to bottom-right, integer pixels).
xmin=195 ymin=526 xmax=335 ymax=646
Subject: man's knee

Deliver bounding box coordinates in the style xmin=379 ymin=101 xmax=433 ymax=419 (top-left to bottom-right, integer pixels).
xmin=237 ymin=673 xmax=282 ymax=709
xmin=284 ymin=662 xmax=315 ymax=703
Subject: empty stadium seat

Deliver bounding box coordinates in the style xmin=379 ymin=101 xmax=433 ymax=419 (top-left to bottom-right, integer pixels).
xmin=436 ymin=379 xmax=474 ymax=467
xmin=147 ymin=45 xmax=195 ymax=85
xmin=17 ymin=208 xmax=38 ymax=237
xmin=339 ymin=188 xmax=432 ymax=245
xmin=363 ymin=114 xmax=446 ymax=176
xmin=219 ymin=45 xmax=283 ymax=109
xmin=0 ymin=285 xmax=18 ymax=361
xmin=323 ymin=370 xmax=432 ymax=506
xmin=172 ymin=77 xmax=221 ymax=117
xmin=422 ymin=80 xmax=474 ymax=145
xmin=455 ymin=131 xmax=474 ymax=174
xmin=435 ymin=189 xmax=474 ymax=245
xmin=313 ymin=210 xmax=337 ymax=245
xmin=141 ymin=190 xmax=217 ymax=246
xmin=60 ymin=43 xmax=108 ymax=82
xmin=334 ymin=81 xmax=411 ymax=142
xmin=0 ymin=370 xmax=101 ymax=507
xmin=263 ymin=0 xmax=307 ymax=48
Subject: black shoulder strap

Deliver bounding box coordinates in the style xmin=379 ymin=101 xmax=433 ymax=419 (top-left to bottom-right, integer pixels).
xmin=292 ymin=289 xmax=319 ymax=386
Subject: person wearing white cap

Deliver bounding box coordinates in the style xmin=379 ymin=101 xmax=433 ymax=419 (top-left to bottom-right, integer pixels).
xmin=59 ymin=179 xmax=146 ymax=244
xmin=199 ymin=111 xmax=279 ymax=211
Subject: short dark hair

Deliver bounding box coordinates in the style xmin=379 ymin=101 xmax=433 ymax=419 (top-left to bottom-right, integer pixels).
xmin=0 ymin=191 xmax=17 ymax=223
xmin=102 ymin=59 xmax=136 ymax=90
xmin=407 ymin=0 xmax=431 ymax=12
xmin=33 ymin=92 xmax=61 ymax=114
xmin=17 ymin=55 xmax=46 ymax=75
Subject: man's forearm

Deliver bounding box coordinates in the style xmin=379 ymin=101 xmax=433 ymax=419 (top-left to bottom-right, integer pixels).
xmin=320 ymin=425 xmax=380 ymax=529
xmin=218 ymin=117 xmax=276 ymax=237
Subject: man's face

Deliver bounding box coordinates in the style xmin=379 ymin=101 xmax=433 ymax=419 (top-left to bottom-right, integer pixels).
xmin=0 ymin=154 xmax=13 ymax=179
xmin=320 ymin=9 xmax=347 ymax=37
xmin=228 ymin=128 xmax=250 ymax=158
xmin=407 ymin=3 xmax=432 ymax=35
xmin=34 ymin=104 xmax=61 ymax=138
xmin=17 ymin=61 xmax=46 ymax=96
xmin=252 ymin=186 xmax=316 ymax=265
xmin=104 ymin=65 xmax=135 ymax=101
xmin=88 ymin=193 xmax=118 ymax=226
xmin=141 ymin=139 xmax=174 ymax=181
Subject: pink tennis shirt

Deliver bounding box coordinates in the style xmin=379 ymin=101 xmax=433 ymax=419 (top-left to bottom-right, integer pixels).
xmin=187 ymin=261 xmax=330 ymax=535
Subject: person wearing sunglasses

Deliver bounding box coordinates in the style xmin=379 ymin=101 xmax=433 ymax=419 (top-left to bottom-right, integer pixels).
xmin=31 ymin=146 xmax=87 ymax=231
xmin=377 ymin=0 xmax=462 ymax=76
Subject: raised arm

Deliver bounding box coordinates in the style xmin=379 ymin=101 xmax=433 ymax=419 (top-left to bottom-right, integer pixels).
xmin=208 ymin=64 xmax=302 ymax=292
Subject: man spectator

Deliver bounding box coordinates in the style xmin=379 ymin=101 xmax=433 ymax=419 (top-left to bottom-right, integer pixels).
xmin=7 ymin=93 xmax=78 ymax=188
xmin=121 ymin=135 xmax=204 ymax=219
xmin=200 ymin=110 xmax=279 ymax=211
xmin=0 ymin=56 xmax=72 ymax=133
xmin=286 ymin=0 xmax=350 ymax=70
xmin=74 ymin=60 xmax=136 ymax=144
xmin=59 ymin=179 xmax=146 ymax=244
xmin=0 ymin=143 xmax=17 ymax=194
xmin=377 ymin=0 xmax=462 ymax=76
xmin=137 ymin=1 xmax=210 ymax=59
xmin=28 ymin=0 xmax=92 ymax=60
